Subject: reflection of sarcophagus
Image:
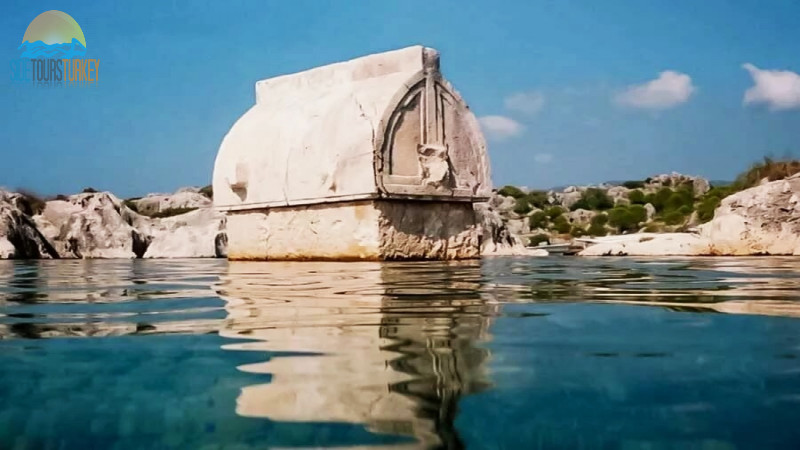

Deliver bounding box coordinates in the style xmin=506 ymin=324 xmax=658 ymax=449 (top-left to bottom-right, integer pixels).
xmin=216 ymin=261 xmax=496 ymax=448
xmin=212 ymin=46 xmax=492 ymax=261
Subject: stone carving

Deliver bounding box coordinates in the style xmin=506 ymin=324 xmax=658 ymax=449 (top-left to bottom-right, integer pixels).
xmin=213 ymin=46 xmax=492 ymax=260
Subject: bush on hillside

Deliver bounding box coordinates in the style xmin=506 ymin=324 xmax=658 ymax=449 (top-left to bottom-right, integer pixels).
xmin=628 ymin=189 xmax=646 ymax=205
xmin=545 ymin=206 xmax=564 ymax=219
xmin=513 ymin=197 xmax=532 ymax=215
xmin=571 ymin=188 xmax=614 ymax=211
xmin=16 ymin=190 xmax=46 ymax=216
xmin=735 ymin=157 xmax=800 ymax=189
xmin=529 ymin=211 xmax=548 ymax=229
xmin=608 ymin=205 xmax=647 ymax=233
xmin=199 ymin=185 xmax=213 ymax=199
xmin=497 ymin=185 xmax=526 ymax=199
xmin=622 ymin=180 xmax=646 ymax=189
xmin=529 ymin=233 xmax=550 ymax=247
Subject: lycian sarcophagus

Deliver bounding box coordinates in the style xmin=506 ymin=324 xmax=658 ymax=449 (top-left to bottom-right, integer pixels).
xmin=213 ymin=46 xmax=492 ymax=260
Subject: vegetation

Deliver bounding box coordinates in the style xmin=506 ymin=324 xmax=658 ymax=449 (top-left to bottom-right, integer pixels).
xmin=545 ymin=206 xmax=564 ymax=219
xmin=662 ymin=210 xmax=686 ymax=226
xmin=696 ymin=185 xmax=736 ymax=223
xmin=551 ymin=215 xmax=571 ymax=234
xmin=123 ymin=199 xmax=140 ymax=213
xmin=570 ymin=225 xmax=587 ymax=237
xmin=622 ymin=180 xmax=646 ymax=189
xmin=528 ymin=233 xmax=550 ymax=247
xmin=82 ymin=187 xmax=99 ymax=193
xmin=608 ymin=205 xmax=648 ymax=233
xmin=513 ymin=197 xmax=533 ymax=215
xmin=587 ymin=213 xmax=608 ymax=236
xmin=148 ymin=207 xmax=198 ymax=219
xmin=199 ymin=185 xmax=213 ymax=199
xmin=628 ymin=189 xmax=646 ymax=205
xmin=497 ymin=185 xmax=526 ymax=199
xmin=734 ymin=157 xmax=800 ymax=189
xmin=529 ymin=211 xmax=548 ymax=229
xmin=571 ymin=188 xmax=614 ymax=211
xmin=16 ymin=190 xmax=46 ymax=216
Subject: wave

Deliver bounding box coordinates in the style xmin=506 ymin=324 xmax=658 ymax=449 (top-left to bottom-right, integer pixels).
xmin=18 ymin=38 xmax=87 ymax=59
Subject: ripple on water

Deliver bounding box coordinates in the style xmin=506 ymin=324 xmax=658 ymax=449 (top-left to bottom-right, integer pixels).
xmin=1 ymin=257 xmax=800 ymax=448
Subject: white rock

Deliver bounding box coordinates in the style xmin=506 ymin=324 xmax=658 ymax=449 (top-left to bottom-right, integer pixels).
xmin=143 ymin=208 xmax=226 ymax=258
xmin=0 ymin=190 xmax=59 ymax=259
xmin=133 ymin=190 xmax=211 ymax=216
xmin=700 ymin=173 xmax=800 ymax=255
xmin=578 ymin=233 xmax=713 ymax=256
xmin=644 ymin=203 xmax=656 ymax=221
xmin=0 ymin=237 xmax=15 ymax=258
xmin=38 ymin=192 xmax=147 ymax=259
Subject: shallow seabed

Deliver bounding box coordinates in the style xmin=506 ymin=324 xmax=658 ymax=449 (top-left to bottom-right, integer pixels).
xmin=1 ymin=257 xmax=800 ymax=449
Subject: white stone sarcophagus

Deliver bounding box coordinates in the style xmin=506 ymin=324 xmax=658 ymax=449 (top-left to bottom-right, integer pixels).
xmin=213 ymin=46 xmax=491 ymax=260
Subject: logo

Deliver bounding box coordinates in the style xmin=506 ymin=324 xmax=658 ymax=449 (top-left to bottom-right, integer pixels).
xmin=10 ymin=10 xmax=99 ymax=87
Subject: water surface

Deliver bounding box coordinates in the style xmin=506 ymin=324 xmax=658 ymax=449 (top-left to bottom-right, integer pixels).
xmin=1 ymin=257 xmax=800 ymax=449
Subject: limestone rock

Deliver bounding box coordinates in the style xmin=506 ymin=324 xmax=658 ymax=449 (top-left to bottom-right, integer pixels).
xmin=474 ymin=202 xmax=546 ymax=256
xmin=567 ymin=208 xmax=596 ymax=226
xmin=143 ymin=208 xmax=227 ymax=258
xmin=578 ymin=233 xmax=712 ymax=256
xmin=0 ymin=190 xmax=59 ymax=259
xmin=644 ymin=203 xmax=656 ymax=221
xmin=700 ymin=173 xmax=800 ymax=255
xmin=133 ymin=190 xmax=211 ymax=216
xmin=37 ymin=192 xmax=148 ymax=259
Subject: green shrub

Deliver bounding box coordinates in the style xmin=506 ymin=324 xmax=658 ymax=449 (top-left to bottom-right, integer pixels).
xmin=149 ymin=207 xmax=198 ymax=219
xmin=199 ymin=185 xmax=213 ymax=199
xmin=525 ymin=190 xmax=549 ymax=209
xmin=587 ymin=222 xmax=607 ymax=236
xmin=628 ymin=205 xmax=648 ymax=223
xmin=529 ymin=211 xmax=548 ymax=229
xmin=513 ymin=197 xmax=532 ymax=215
xmin=551 ymin=216 xmax=571 ymax=234
xmin=678 ymin=204 xmax=693 ymax=216
xmin=545 ymin=206 xmax=564 ymax=219
xmin=570 ymin=226 xmax=586 ymax=237
xmin=82 ymin=187 xmax=99 ymax=193
xmin=622 ymin=180 xmax=646 ymax=189
xmin=608 ymin=205 xmax=647 ymax=233
xmin=628 ymin=189 xmax=646 ymax=205
xmin=497 ymin=185 xmax=526 ymax=199
xmin=663 ymin=210 xmax=685 ymax=225
xmin=647 ymin=187 xmax=674 ymax=212
xmin=665 ymin=189 xmax=694 ymax=212
xmin=590 ymin=213 xmax=608 ymax=226
xmin=123 ymin=199 xmax=139 ymax=213
xmin=528 ymin=233 xmax=550 ymax=247
xmin=16 ymin=190 xmax=46 ymax=216
xmin=643 ymin=223 xmax=663 ymax=233
xmin=571 ymin=188 xmax=614 ymax=211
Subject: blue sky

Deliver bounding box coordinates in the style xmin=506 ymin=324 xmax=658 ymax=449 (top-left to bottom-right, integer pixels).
xmin=1 ymin=0 xmax=799 ymax=197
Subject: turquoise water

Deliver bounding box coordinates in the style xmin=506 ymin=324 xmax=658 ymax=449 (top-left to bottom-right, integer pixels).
xmin=1 ymin=257 xmax=800 ymax=449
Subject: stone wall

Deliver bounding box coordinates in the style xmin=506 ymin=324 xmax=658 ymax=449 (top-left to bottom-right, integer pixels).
xmin=226 ymin=200 xmax=480 ymax=261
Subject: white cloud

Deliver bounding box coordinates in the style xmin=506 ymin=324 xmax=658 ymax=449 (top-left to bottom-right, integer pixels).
xmin=615 ymin=71 xmax=696 ymax=110
xmin=478 ymin=115 xmax=523 ymax=140
xmin=534 ymin=153 xmax=553 ymax=164
xmin=504 ymin=91 xmax=545 ymax=115
xmin=742 ymin=63 xmax=800 ymax=111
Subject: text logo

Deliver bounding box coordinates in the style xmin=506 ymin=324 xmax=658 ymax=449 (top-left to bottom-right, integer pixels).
xmin=10 ymin=10 xmax=99 ymax=87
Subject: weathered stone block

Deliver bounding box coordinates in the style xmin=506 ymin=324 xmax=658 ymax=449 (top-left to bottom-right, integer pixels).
xmin=214 ymin=46 xmax=492 ymax=260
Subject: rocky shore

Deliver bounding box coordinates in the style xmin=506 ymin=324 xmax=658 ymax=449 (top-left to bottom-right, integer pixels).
xmin=0 ymin=188 xmax=226 ymax=259
xmin=2 ymin=163 xmax=798 ymax=259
